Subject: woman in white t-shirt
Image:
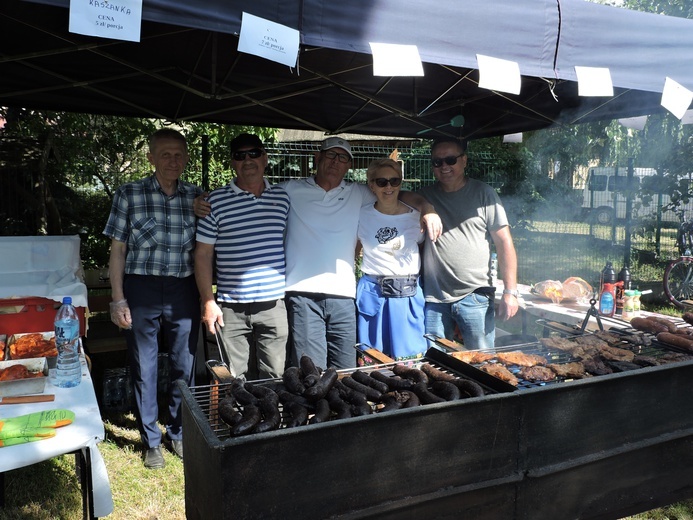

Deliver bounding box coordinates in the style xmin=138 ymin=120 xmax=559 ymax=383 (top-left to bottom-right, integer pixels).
xmin=356 ymin=159 xmax=426 ymax=360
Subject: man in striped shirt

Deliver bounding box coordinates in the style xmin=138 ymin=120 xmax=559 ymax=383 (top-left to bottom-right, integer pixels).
xmin=195 ymin=134 xmax=290 ymax=380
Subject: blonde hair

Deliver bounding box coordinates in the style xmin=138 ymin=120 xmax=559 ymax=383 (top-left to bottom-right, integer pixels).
xmin=366 ymin=158 xmax=402 ymax=182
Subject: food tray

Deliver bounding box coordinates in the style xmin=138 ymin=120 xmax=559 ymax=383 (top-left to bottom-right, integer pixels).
xmin=0 ymin=334 xmax=6 ymax=361
xmin=8 ymin=331 xmax=57 ymax=359
xmin=0 ymin=357 xmax=49 ymax=397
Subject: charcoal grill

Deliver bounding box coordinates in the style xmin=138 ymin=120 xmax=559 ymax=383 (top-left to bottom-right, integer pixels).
xmin=181 ymin=329 xmax=693 ymax=520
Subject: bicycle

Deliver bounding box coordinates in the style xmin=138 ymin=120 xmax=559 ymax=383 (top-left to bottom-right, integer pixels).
xmin=663 ymin=214 xmax=693 ymax=308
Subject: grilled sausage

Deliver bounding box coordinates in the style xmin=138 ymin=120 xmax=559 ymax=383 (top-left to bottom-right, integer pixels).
xmin=450 ymin=378 xmax=485 ymax=398
xmin=231 ymin=404 xmax=262 ymax=436
xmin=231 ymin=379 xmax=258 ymax=406
xmin=370 ymin=370 xmax=414 ymax=390
xmin=657 ymin=332 xmax=693 ymax=353
xmin=431 ymin=381 xmax=461 ymax=401
xmin=326 ymin=388 xmax=352 ymax=419
xmin=378 ymin=393 xmax=403 ymax=413
xmin=304 ymin=367 xmax=338 ymax=401
xmin=420 ymin=363 xmax=455 ymax=382
xmin=631 ymin=317 xmax=669 ymax=334
xmin=391 ymin=364 xmax=429 ymax=384
xmin=254 ymin=396 xmax=282 ymax=433
xmin=308 ymin=399 xmax=331 ymax=424
xmin=282 ymin=366 xmax=306 ymax=395
xmin=411 ymin=382 xmax=446 ymax=404
xmin=400 ymin=390 xmax=421 ymax=408
xmin=341 ymin=376 xmax=383 ymax=402
xmin=647 ymin=316 xmax=678 ymax=333
xmin=218 ymin=397 xmax=243 ymax=428
xmin=351 ymin=369 xmax=390 ymax=394
xmin=284 ymin=402 xmax=309 ymax=428
xmin=683 ymin=312 xmax=693 ymax=326
xmin=300 ymin=355 xmax=320 ymax=377
xmin=247 ymin=383 xmax=279 ymax=405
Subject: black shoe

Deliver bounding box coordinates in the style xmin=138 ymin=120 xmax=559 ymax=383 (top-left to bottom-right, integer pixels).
xmin=144 ymin=446 xmax=165 ymax=469
xmin=170 ymin=439 xmax=183 ymax=459
xmin=165 ymin=435 xmax=184 ymax=459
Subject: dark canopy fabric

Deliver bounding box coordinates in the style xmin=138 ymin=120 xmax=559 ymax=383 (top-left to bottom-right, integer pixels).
xmin=2 ymin=0 xmax=692 ymax=139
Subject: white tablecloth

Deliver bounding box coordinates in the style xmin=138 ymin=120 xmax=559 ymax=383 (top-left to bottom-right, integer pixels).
xmin=0 ymin=355 xmax=114 ymax=517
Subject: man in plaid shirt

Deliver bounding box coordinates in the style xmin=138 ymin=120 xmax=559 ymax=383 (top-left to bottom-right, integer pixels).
xmin=103 ymin=128 xmax=202 ymax=469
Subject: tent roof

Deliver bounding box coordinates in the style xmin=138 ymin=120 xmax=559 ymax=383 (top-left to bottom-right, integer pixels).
xmin=2 ymin=0 xmax=692 ymax=139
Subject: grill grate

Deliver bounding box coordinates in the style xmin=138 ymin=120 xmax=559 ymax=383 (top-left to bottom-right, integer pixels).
xmin=457 ymin=328 xmax=693 ymax=390
xmin=190 ymin=356 xmax=499 ymax=442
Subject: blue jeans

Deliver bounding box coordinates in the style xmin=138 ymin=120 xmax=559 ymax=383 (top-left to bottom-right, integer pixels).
xmin=425 ymin=292 xmax=495 ymax=350
xmin=287 ymin=294 xmax=357 ymax=370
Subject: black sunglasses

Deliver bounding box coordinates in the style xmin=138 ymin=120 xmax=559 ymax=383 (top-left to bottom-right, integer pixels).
xmin=324 ymin=150 xmax=351 ymax=163
xmin=373 ymin=177 xmax=402 ymax=188
xmin=431 ymin=153 xmax=464 ymax=168
xmin=232 ymin=148 xmax=264 ymax=161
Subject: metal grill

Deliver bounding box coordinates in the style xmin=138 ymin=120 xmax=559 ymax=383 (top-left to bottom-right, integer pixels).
xmin=189 ymin=351 xmax=507 ymax=442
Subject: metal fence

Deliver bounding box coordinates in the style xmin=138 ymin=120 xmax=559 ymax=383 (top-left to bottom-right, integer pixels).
xmin=264 ymin=143 xmax=675 ymax=291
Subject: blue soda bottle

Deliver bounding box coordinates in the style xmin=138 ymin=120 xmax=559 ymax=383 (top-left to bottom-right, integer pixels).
xmin=54 ymin=296 xmax=82 ymax=388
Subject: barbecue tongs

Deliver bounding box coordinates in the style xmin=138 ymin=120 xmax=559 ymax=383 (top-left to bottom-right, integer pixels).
xmin=205 ymin=322 xmax=236 ymax=384
xmin=579 ymin=297 xmax=604 ymax=332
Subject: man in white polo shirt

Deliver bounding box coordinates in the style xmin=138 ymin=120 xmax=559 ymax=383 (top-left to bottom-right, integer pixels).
xmin=282 ymin=137 xmax=441 ymax=369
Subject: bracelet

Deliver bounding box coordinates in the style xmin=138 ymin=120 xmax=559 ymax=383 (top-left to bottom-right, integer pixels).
xmin=502 ymin=289 xmax=519 ymax=298
xmin=111 ymin=299 xmax=127 ymax=305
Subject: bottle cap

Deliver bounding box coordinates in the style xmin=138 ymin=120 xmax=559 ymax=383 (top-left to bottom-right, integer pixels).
xmin=63 ymin=296 xmax=72 ymax=305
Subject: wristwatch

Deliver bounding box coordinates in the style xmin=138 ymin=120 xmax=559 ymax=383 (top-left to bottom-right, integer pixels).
xmin=502 ymin=289 xmax=520 ymax=298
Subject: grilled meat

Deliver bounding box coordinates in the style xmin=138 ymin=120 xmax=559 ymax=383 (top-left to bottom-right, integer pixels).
xmin=596 ymin=344 xmax=636 ymax=362
xmin=631 ymin=355 xmax=660 ymax=367
xmin=479 ymin=363 xmax=519 ymax=386
xmin=581 ymin=356 xmax=613 ymax=375
xmin=495 ymin=351 xmax=547 ymax=367
xmin=450 ymin=350 xmax=495 ymax=364
xmin=0 ymin=364 xmax=43 ymax=381
xmin=518 ymin=365 xmax=555 ymax=382
xmin=10 ymin=333 xmax=57 ymax=359
xmin=548 ymin=362 xmax=589 ymax=379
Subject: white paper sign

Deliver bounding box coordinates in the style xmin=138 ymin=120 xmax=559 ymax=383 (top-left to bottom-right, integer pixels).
xmin=503 ymin=133 xmax=523 ymax=143
xmin=661 ymin=77 xmax=693 ymax=120
xmin=575 ymin=66 xmax=614 ymax=97
xmin=618 ymin=116 xmax=648 ymax=131
xmin=477 ymin=54 xmax=521 ymax=95
xmin=682 ymin=110 xmax=693 ymax=125
xmin=237 ymin=12 xmax=300 ymax=68
xmin=69 ymin=0 xmax=142 ymax=43
xmin=369 ymin=43 xmax=424 ymax=77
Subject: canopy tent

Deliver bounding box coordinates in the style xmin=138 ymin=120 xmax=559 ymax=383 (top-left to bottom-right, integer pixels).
xmin=1 ymin=0 xmax=692 ymax=140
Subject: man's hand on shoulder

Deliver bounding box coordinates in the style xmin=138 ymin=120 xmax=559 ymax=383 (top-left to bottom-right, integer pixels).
xmin=194 ymin=192 xmax=211 ymax=218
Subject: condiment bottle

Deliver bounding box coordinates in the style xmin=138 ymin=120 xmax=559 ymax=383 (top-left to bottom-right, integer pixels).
xmin=615 ymin=266 xmax=631 ymax=315
xmin=600 ymin=261 xmax=616 ymax=294
xmin=622 ymin=290 xmax=636 ymax=321
xmin=633 ymin=290 xmax=642 ymax=318
xmin=599 ymin=282 xmax=616 ymax=317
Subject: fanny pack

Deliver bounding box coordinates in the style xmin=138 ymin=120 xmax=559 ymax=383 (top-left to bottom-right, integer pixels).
xmin=378 ymin=275 xmax=418 ymax=298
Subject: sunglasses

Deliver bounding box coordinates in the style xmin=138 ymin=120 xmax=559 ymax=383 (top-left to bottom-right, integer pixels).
xmin=431 ymin=153 xmax=464 ymax=168
xmin=232 ymin=148 xmax=264 ymax=161
xmin=324 ymin=150 xmax=351 ymax=163
xmin=373 ymin=177 xmax=402 ymax=188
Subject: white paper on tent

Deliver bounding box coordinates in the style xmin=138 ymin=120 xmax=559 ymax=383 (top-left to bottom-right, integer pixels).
xmin=68 ymin=0 xmax=143 ymax=43
xmin=370 ymin=43 xmax=424 ymax=77
xmin=477 ymin=54 xmax=521 ymax=95
xmin=238 ymin=12 xmax=300 ymax=68
xmin=575 ymin=66 xmax=613 ymax=97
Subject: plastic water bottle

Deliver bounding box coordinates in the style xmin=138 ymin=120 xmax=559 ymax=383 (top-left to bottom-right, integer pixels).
xmin=490 ymin=252 xmax=498 ymax=287
xmin=54 ymin=296 xmax=82 ymax=388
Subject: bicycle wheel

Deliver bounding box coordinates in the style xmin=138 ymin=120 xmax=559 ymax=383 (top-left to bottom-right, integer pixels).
xmin=663 ymin=257 xmax=693 ymax=308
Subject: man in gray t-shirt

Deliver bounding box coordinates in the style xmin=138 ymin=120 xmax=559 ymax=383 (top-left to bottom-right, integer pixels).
xmin=418 ymin=137 xmax=519 ymax=350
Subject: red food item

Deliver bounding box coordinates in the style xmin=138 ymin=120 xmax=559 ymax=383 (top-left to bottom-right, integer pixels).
xmin=0 ymin=364 xmax=43 ymax=381
xmin=9 ymin=333 xmax=57 ymax=359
